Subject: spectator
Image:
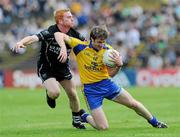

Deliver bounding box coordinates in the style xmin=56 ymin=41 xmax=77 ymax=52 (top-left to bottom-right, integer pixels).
xmin=148 ymin=52 xmax=164 ymax=70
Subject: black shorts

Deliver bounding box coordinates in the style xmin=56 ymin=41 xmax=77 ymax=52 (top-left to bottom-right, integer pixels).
xmin=37 ymin=61 xmax=72 ymax=83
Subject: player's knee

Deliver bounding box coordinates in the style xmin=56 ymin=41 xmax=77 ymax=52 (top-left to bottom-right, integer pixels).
xmin=97 ymin=124 xmax=109 ymax=130
xmin=67 ymin=89 xmax=78 ymax=99
xmin=48 ymin=89 xmax=60 ymax=99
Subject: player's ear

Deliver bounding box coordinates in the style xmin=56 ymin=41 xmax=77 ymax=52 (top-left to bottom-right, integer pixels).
xmin=58 ymin=19 xmax=63 ymax=25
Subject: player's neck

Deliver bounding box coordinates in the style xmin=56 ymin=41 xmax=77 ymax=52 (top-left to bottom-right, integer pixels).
xmin=57 ymin=24 xmax=70 ymax=33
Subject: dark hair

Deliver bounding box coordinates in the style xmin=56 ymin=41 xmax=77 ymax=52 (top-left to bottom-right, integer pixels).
xmin=90 ymin=25 xmax=109 ymax=40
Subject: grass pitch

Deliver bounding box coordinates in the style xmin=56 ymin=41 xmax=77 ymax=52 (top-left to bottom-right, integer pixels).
xmin=0 ymin=87 xmax=179 ymax=137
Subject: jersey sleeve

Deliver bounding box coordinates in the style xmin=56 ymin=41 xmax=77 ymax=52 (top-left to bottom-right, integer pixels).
xmin=66 ymin=36 xmax=84 ymax=48
xmin=36 ymin=29 xmax=53 ymax=41
xmin=105 ymin=43 xmax=113 ymax=49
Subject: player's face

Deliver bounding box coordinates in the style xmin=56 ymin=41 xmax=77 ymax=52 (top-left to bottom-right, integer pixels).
xmin=62 ymin=11 xmax=74 ymax=27
xmin=92 ymin=39 xmax=106 ymax=51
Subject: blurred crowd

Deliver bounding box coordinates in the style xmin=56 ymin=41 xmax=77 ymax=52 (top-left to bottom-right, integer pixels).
xmin=0 ymin=0 xmax=180 ymax=70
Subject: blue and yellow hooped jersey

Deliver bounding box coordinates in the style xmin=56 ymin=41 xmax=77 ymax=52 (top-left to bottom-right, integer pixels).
xmin=66 ymin=37 xmax=113 ymax=84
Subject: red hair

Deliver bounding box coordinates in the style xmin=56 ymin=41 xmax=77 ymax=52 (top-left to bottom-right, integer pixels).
xmin=54 ymin=9 xmax=70 ymax=24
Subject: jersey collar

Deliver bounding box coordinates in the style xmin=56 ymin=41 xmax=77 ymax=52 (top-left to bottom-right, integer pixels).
xmin=89 ymin=40 xmax=108 ymax=52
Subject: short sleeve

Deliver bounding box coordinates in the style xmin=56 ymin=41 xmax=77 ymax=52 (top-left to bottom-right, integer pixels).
xmin=36 ymin=30 xmax=53 ymax=41
xmin=105 ymin=43 xmax=113 ymax=49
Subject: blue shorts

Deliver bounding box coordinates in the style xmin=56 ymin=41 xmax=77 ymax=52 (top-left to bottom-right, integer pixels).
xmin=83 ymin=79 xmax=122 ymax=110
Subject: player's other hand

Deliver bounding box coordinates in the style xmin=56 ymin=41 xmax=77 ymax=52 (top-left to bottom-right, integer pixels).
xmin=57 ymin=46 xmax=67 ymax=63
xmin=12 ymin=42 xmax=26 ymax=53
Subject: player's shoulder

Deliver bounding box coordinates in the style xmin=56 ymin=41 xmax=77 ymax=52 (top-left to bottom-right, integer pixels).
xmin=48 ymin=24 xmax=59 ymax=34
xmin=69 ymin=36 xmax=88 ymax=45
xmin=103 ymin=43 xmax=113 ymax=49
xmin=48 ymin=24 xmax=57 ymax=30
xmin=37 ymin=28 xmax=53 ymax=41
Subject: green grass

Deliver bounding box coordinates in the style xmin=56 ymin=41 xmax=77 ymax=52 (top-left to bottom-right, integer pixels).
xmin=0 ymin=87 xmax=179 ymax=137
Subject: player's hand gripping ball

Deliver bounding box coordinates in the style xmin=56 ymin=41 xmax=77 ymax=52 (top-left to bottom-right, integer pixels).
xmin=103 ymin=49 xmax=120 ymax=68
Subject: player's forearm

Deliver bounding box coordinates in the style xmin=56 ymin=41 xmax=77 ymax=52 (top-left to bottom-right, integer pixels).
xmin=108 ymin=66 xmax=121 ymax=77
xmin=19 ymin=35 xmax=39 ymax=46
xmin=54 ymin=32 xmax=68 ymax=63
xmin=54 ymin=32 xmax=67 ymax=49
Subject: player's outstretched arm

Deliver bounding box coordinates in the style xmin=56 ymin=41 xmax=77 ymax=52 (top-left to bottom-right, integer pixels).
xmin=12 ymin=35 xmax=39 ymax=53
xmin=54 ymin=32 xmax=70 ymax=45
xmin=54 ymin=32 xmax=70 ymax=63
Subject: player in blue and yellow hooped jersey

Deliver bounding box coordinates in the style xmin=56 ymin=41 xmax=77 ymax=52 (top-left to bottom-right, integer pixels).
xmin=55 ymin=25 xmax=168 ymax=130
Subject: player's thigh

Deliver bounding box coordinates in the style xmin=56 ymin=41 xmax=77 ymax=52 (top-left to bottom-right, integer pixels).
xmin=60 ymin=79 xmax=76 ymax=94
xmin=43 ymin=78 xmax=60 ymax=93
xmin=91 ymin=107 xmax=109 ymax=129
xmin=113 ymin=88 xmax=136 ymax=107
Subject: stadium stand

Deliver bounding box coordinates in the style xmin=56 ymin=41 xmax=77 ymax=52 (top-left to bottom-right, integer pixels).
xmin=0 ymin=0 xmax=180 ymax=70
